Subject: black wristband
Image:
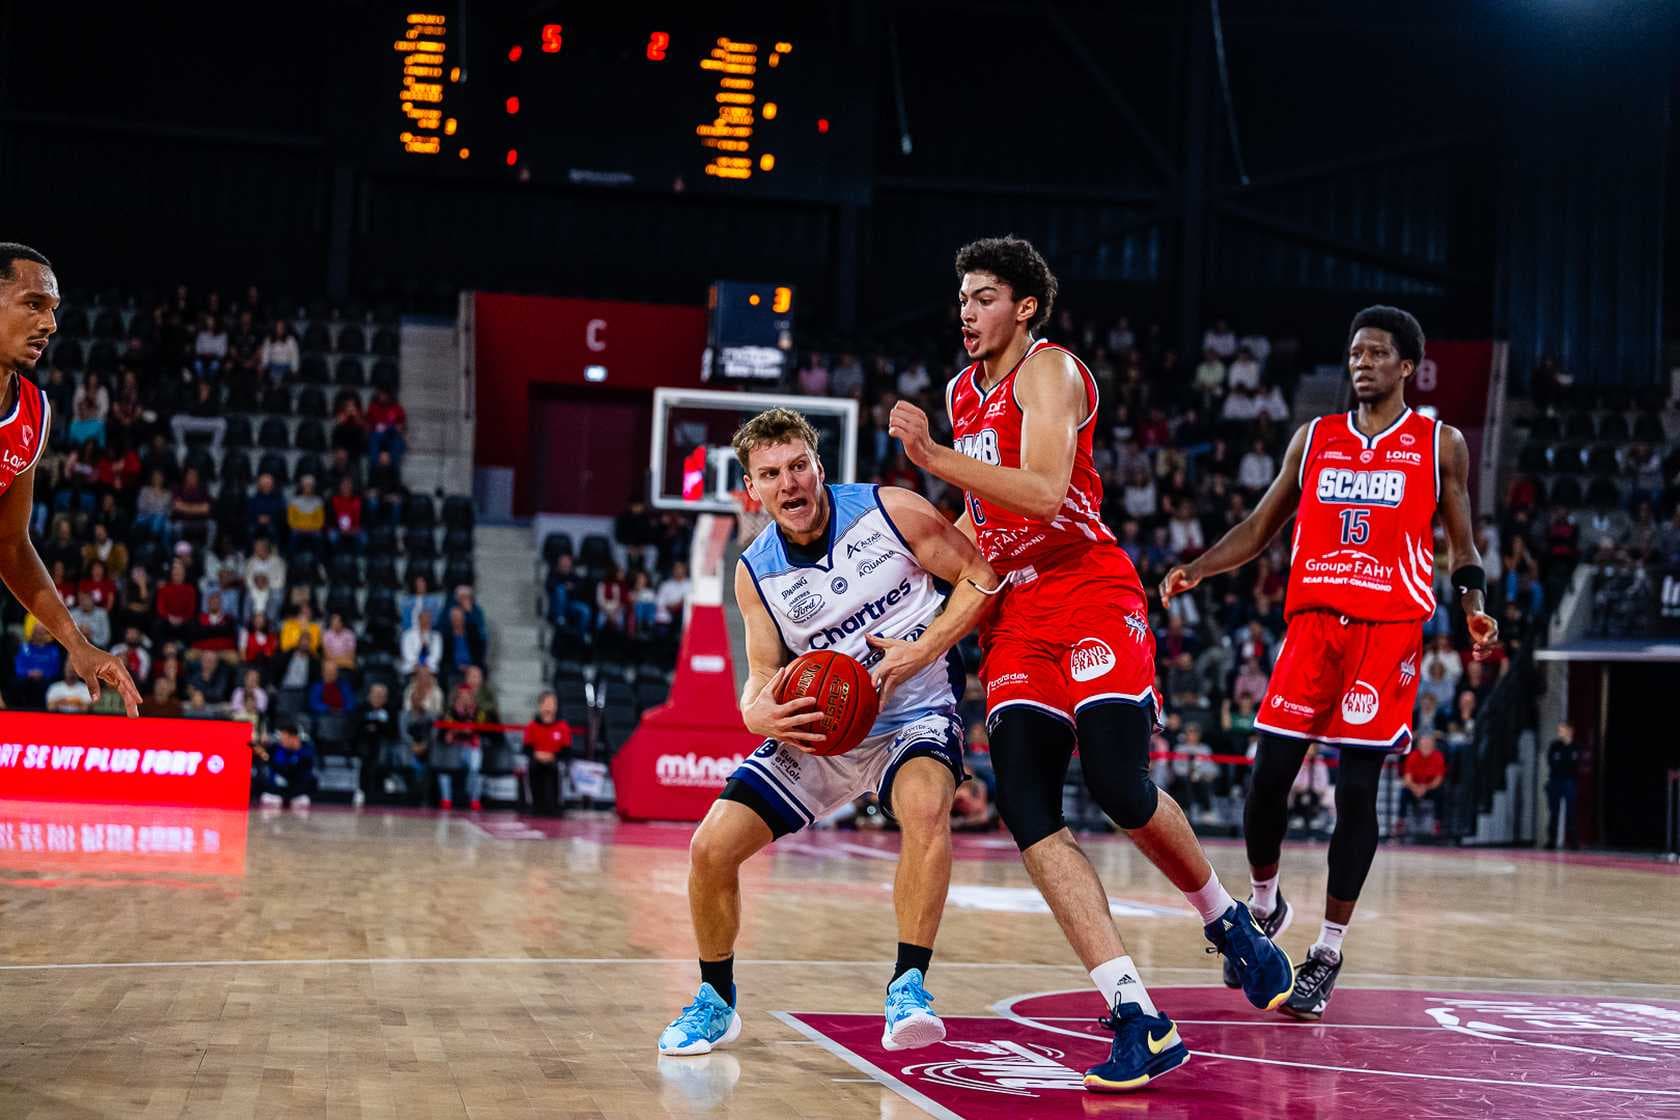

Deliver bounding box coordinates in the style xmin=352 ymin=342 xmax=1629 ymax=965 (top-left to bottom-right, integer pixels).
xmin=1451 ymin=565 xmax=1486 ymax=597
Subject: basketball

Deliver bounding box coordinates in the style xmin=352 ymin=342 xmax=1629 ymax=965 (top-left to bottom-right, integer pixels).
xmin=774 ymin=650 xmax=880 ymax=756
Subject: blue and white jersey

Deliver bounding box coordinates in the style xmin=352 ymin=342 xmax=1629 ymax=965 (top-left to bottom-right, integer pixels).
xmin=740 ymin=483 xmax=961 ymax=735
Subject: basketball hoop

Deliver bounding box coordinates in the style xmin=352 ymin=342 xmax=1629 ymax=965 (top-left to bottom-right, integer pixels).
xmin=732 ymin=488 xmax=770 ymax=543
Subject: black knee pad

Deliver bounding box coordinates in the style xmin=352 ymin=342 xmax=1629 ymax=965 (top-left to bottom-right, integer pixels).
xmin=988 ymin=708 xmax=1075 ymax=851
xmin=1073 ymin=701 xmax=1159 ymax=830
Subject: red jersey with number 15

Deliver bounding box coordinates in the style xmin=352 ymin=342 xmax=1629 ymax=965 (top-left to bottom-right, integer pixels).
xmin=946 ymin=338 xmax=1115 ymax=575
xmin=1287 ymin=407 xmax=1441 ymax=623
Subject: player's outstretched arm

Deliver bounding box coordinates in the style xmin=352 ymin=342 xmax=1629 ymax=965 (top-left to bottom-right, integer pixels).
xmin=889 ymin=348 xmax=1081 ymax=521
xmin=732 ymin=560 xmax=823 ymax=745
xmin=866 ymin=487 xmax=1000 ymax=704
xmin=1159 ymin=422 xmax=1310 ymax=604
xmin=0 ymin=459 xmax=141 ymax=715
xmin=1439 ymin=425 xmax=1499 ymax=660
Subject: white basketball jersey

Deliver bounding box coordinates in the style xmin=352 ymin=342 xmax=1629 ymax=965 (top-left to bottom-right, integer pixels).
xmin=739 ymin=484 xmax=961 ymax=735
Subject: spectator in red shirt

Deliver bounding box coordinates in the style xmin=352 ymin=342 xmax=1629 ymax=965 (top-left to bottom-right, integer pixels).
xmin=523 ymin=690 xmax=573 ymax=816
xmin=367 ymin=388 xmax=408 ymax=467
xmin=78 ymin=559 xmax=119 ymax=611
xmin=240 ymin=611 xmax=278 ymax=667
xmin=156 ymin=557 xmax=199 ymax=645
xmin=1399 ymin=734 xmax=1448 ymax=835
xmin=192 ymin=590 xmax=240 ymax=655
xmin=328 ymin=475 xmax=363 ymax=548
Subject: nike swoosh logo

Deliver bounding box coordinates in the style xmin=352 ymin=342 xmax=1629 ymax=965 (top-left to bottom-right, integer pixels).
xmin=1147 ymin=1027 xmax=1180 ymax=1055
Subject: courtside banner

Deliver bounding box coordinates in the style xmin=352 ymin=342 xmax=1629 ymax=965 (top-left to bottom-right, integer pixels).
xmin=0 ymin=714 xmax=252 ymax=810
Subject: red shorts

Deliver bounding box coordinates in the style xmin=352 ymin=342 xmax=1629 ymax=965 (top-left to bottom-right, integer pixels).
xmin=1253 ymin=610 xmax=1423 ymax=752
xmin=979 ymin=547 xmax=1161 ymax=728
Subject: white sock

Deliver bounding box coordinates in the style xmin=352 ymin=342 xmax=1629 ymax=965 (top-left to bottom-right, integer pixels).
xmin=1184 ymin=868 xmax=1237 ymax=925
xmin=1313 ymin=919 xmax=1348 ymax=961
xmin=1250 ymin=874 xmax=1280 ymax=918
xmin=1091 ymin=955 xmax=1157 ymax=1017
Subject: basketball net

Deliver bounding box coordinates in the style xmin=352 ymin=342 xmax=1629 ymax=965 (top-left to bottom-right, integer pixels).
xmin=732 ymin=488 xmax=770 ymax=544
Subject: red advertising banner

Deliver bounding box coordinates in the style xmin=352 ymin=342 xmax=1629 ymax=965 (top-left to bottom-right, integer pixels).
xmin=0 ymin=714 xmax=253 ymax=810
xmin=1409 ymin=339 xmax=1494 ymax=506
xmin=611 ymin=604 xmax=759 ymax=822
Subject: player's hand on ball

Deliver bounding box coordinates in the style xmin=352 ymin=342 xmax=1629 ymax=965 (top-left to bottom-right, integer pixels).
xmin=68 ymin=642 xmax=143 ymax=717
xmin=1158 ymin=565 xmax=1200 ymax=604
xmin=888 ymin=401 xmax=936 ymax=466
xmin=865 ymin=633 xmax=926 ymax=707
xmin=743 ymin=664 xmax=825 ymax=745
xmin=1466 ymin=610 xmax=1500 ymax=661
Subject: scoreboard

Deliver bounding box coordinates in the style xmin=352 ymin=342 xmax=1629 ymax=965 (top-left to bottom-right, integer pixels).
xmin=387 ymin=6 xmax=869 ymax=203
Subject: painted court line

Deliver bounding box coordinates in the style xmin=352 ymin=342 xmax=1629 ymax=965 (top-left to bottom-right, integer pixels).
xmin=990 ymin=991 xmax=1680 ymax=1099
xmin=768 ymin=1010 xmax=965 ymax=1120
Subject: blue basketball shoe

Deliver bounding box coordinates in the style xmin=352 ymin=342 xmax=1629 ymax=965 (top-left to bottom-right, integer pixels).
xmin=882 ymin=968 xmax=946 ymax=1051
xmin=1083 ymin=1000 xmax=1190 ymax=1092
xmin=1205 ymin=901 xmax=1295 ymax=1010
xmin=657 ymin=982 xmax=743 ymax=1056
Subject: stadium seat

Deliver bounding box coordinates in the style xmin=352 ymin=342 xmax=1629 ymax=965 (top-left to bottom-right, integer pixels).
xmin=330 ymin=553 xmax=360 ymax=585
xmin=366 ymin=587 xmax=399 ymax=626
xmin=1585 ymin=477 xmax=1622 ymax=508
xmin=303 ymin=322 xmax=331 ymax=352
xmin=1585 ymin=445 xmax=1618 ymax=477
xmin=299 ymin=354 xmax=329 ymax=384
xmin=296 ymin=386 xmax=327 ymax=418
xmin=335 ymin=357 xmax=365 ymax=386
xmin=403 ymin=526 xmax=437 ymax=559
xmin=405 ymin=494 xmax=436 ymax=529
xmin=1634 ymin=413 xmax=1665 ymax=442
xmin=542 ymin=532 xmax=574 ymax=565
xmin=1549 ymin=475 xmax=1584 ymax=507
xmin=294 ymin=453 xmax=325 ymax=484
xmin=86 ymin=341 xmax=118 ymax=372
xmin=367 ymin=552 xmax=400 ymax=589
xmin=635 ymin=678 xmax=670 ymax=711
xmin=1529 ymin=414 xmax=1561 ymax=442
xmin=224 ymin=415 xmax=253 ymax=449
xmin=261 ymin=384 xmax=292 ymax=414
xmin=578 ymin=534 xmax=614 ymax=574
xmin=442 ymin=528 xmax=473 ymax=558
xmin=1548 ymin=443 xmax=1584 ymax=471
xmin=92 ymin=309 xmax=121 ymax=339
xmin=325 ymin=584 xmax=360 ymax=622
xmin=221 ymin=450 xmax=254 ymax=490
xmin=336 ymin=325 xmax=366 ymax=354
xmin=258 ymin=450 xmax=290 ymax=484
xmin=258 ymin=417 xmax=291 ymax=449
xmin=314 ymin=713 xmax=355 ymax=753
xmin=288 ymin=549 xmax=323 ymax=587
xmin=372 ymin=328 xmax=398 ymax=357
xmin=371 ymin=359 xmax=400 ymax=393
xmin=1598 ymin=414 xmax=1630 ymax=442
xmin=402 ymin=557 xmax=436 ymax=588
xmin=1517 ymin=443 xmax=1547 ymax=474
xmin=366 ymin=523 xmax=398 ymax=557
xmin=294 ymin=419 xmax=327 ymax=452
xmin=52 ymin=338 xmax=83 ymax=370
xmin=443 ymin=556 xmax=475 ymax=589
xmin=363 ymin=619 xmax=399 ymax=656
xmin=183 ymin=447 xmax=216 ymax=482
xmin=442 ymin=495 xmax=474 ymax=531
xmin=554 ymin=659 xmax=586 ymax=683
xmin=1563 ymin=412 xmax=1597 ymax=440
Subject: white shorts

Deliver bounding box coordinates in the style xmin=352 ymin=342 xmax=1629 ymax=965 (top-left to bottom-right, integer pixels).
xmin=726 ymin=710 xmax=965 ymax=837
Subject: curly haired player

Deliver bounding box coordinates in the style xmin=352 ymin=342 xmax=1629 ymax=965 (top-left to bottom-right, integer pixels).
xmin=891 ymin=236 xmax=1292 ymax=1092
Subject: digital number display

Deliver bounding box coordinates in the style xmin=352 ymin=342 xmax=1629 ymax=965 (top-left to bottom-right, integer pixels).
xmin=386 ymin=7 xmax=867 ymax=202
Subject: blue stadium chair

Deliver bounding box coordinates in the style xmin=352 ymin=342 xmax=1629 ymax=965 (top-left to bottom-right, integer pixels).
xmin=295 ymin=386 xmax=328 ymax=418
xmin=336 ymin=325 xmax=366 ymax=355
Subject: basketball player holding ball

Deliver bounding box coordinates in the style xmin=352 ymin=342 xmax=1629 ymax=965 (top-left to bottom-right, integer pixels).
xmin=0 ymin=245 xmax=141 ymax=715
xmin=1161 ymin=306 xmax=1498 ymax=1019
xmin=658 ymin=408 xmax=1000 ymax=1057
xmin=890 ymin=237 xmax=1291 ymax=1092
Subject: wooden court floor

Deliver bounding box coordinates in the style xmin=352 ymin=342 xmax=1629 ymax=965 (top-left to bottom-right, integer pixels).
xmin=1 ymin=800 xmax=1677 ymax=1119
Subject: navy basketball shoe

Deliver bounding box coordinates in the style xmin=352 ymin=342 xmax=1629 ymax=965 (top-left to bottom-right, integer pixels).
xmin=1280 ymin=945 xmax=1344 ymax=1020
xmin=1083 ymin=1000 xmax=1191 ymax=1092
xmin=1204 ymin=901 xmax=1294 ymax=1010
xmin=1222 ymin=891 xmax=1294 ymax=989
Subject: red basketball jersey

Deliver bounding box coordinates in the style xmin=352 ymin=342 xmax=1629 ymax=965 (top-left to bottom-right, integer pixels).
xmin=1287 ymin=407 xmax=1441 ymax=623
xmin=0 ymin=375 xmax=50 ymax=501
xmin=946 ymin=339 xmax=1116 ymax=575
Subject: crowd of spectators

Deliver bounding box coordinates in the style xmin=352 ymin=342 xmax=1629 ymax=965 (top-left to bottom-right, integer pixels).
xmin=1 ymin=284 xmax=544 ymax=812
